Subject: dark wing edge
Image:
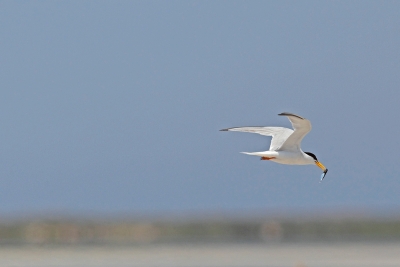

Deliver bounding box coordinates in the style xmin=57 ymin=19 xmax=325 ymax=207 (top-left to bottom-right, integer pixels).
xmin=278 ymin=112 xmax=305 ymax=120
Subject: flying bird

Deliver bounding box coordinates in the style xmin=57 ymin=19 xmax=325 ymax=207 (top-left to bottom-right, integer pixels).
xmin=220 ymin=112 xmax=328 ymax=181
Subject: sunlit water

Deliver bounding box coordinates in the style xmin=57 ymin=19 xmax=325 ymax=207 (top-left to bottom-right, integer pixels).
xmin=1 ymin=242 xmax=400 ymax=267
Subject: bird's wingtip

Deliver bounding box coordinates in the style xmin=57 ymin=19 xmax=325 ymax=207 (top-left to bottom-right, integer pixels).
xmin=278 ymin=112 xmax=305 ymax=119
xmin=220 ymin=128 xmax=229 ymax=131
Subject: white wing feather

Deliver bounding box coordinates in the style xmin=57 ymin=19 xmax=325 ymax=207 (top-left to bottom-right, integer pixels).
xmin=278 ymin=112 xmax=312 ymax=151
xmin=220 ymin=126 xmax=293 ymax=151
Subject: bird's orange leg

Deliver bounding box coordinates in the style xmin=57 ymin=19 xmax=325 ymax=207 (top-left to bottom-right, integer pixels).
xmin=261 ymin=157 xmax=276 ymax=160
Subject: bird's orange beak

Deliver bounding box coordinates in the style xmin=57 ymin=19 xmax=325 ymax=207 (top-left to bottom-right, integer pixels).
xmin=315 ymin=161 xmax=327 ymax=172
xmin=315 ymin=161 xmax=328 ymax=181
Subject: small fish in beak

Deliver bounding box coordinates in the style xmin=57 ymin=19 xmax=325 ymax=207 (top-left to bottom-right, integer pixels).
xmin=320 ymin=169 xmax=328 ymax=182
xmin=315 ymin=161 xmax=328 ymax=182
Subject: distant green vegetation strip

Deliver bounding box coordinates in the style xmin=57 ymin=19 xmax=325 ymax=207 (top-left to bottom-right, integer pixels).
xmin=0 ymin=219 xmax=399 ymax=245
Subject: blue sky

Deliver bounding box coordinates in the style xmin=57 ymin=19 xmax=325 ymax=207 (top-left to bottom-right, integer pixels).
xmin=1 ymin=1 xmax=400 ymax=217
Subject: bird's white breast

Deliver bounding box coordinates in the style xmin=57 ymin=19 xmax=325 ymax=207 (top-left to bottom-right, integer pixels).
xmin=271 ymin=151 xmax=314 ymax=165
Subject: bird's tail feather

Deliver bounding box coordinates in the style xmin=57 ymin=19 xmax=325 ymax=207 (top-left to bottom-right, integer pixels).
xmin=241 ymin=152 xmax=263 ymax=156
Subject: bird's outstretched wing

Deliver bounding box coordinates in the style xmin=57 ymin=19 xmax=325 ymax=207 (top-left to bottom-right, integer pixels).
xmin=220 ymin=126 xmax=293 ymax=151
xmin=278 ymin=112 xmax=312 ymax=151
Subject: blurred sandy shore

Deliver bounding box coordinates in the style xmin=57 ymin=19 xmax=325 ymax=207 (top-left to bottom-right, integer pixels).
xmin=0 ymin=242 xmax=400 ymax=267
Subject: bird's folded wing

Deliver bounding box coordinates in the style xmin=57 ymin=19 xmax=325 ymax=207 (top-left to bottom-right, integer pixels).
xmin=220 ymin=126 xmax=293 ymax=151
xmin=278 ymin=112 xmax=312 ymax=151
